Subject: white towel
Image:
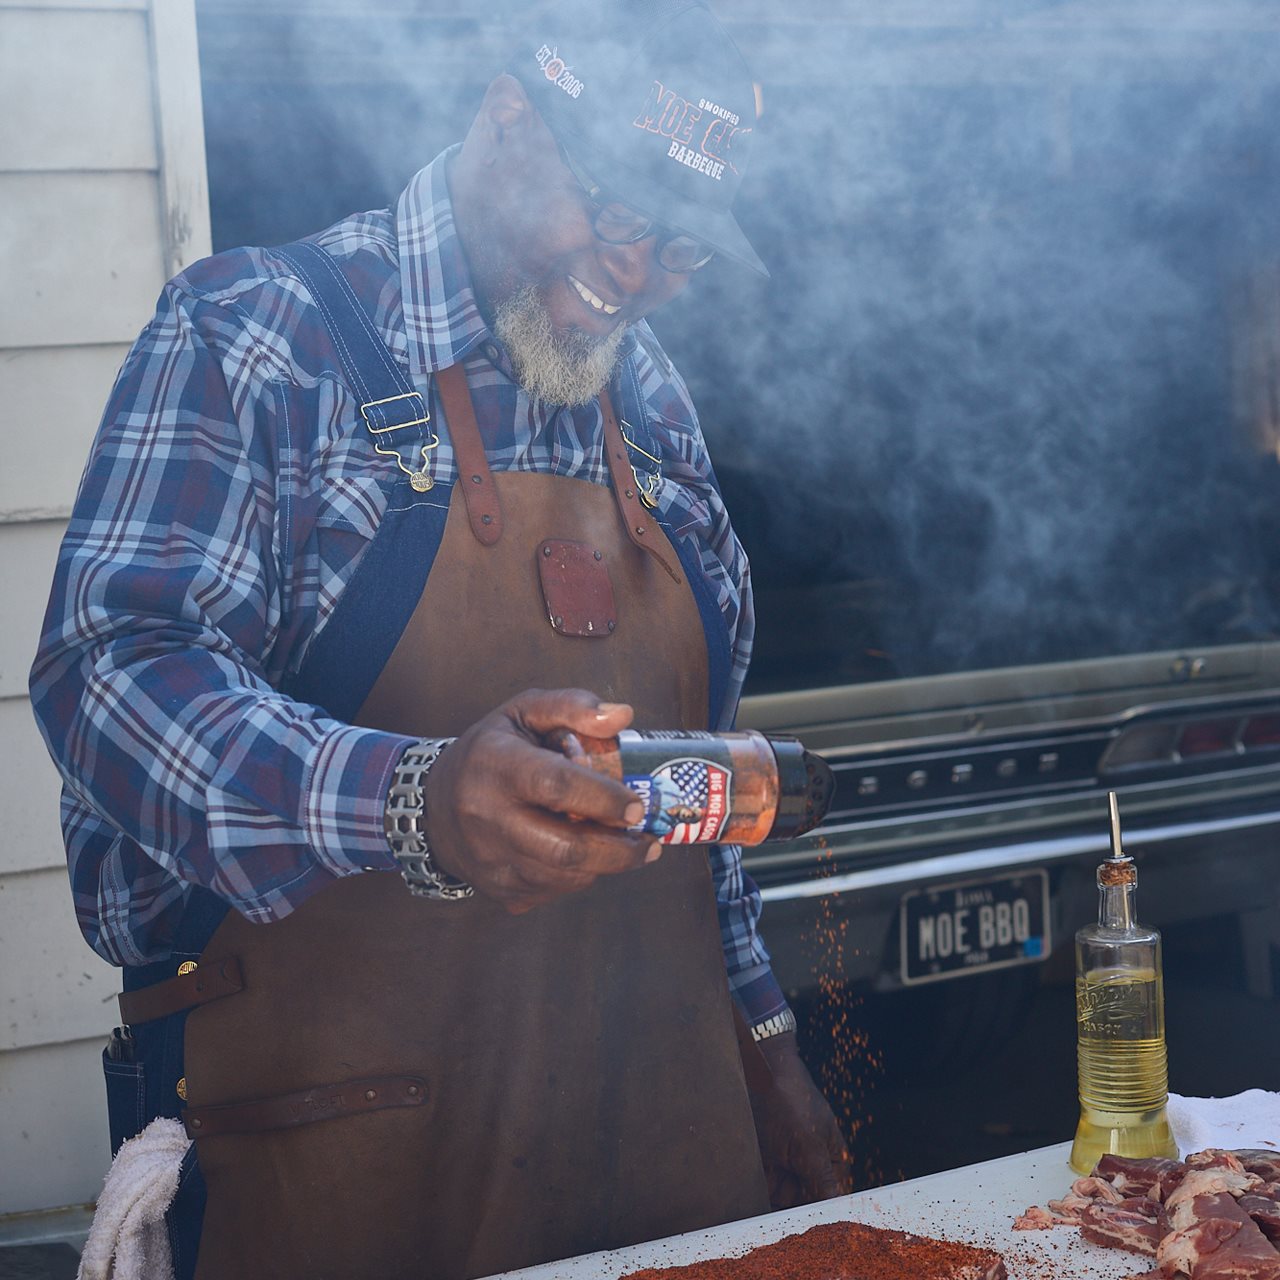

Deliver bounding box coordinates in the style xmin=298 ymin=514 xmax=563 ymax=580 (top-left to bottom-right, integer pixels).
xmin=78 ymin=1118 xmax=190 ymax=1280
xmin=1166 ymin=1088 xmax=1280 ymax=1159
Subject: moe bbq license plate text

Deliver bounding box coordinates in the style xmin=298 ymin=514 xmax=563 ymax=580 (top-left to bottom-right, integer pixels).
xmin=900 ymin=869 xmax=1050 ymax=985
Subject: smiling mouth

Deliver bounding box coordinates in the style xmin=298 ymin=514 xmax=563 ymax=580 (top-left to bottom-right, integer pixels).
xmin=568 ymin=275 xmax=621 ymax=316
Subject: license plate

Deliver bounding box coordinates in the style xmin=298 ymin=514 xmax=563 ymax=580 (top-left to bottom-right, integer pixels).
xmin=899 ymin=869 xmax=1050 ymax=986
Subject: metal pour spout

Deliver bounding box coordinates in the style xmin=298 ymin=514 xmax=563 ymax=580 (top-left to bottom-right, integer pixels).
xmin=1108 ymin=791 xmax=1127 ymax=863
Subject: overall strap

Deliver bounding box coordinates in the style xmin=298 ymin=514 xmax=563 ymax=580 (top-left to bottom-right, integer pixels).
xmin=274 ymin=240 xmax=451 ymax=723
xmin=614 ymin=355 xmax=665 ymax=505
xmin=598 ymin=386 xmax=682 ymax=585
xmin=274 ymin=242 xmax=437 ymax=491
xmin=112 ymin=239 xmax=453 ymax=1212
xmin=165 ymin=242 xmax=449 ymax=953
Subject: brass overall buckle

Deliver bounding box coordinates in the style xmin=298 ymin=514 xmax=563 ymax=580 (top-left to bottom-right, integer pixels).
xmin=620 ymin=423 xmax=662 ymax=509
xmin=361 ymin=392 xmax=439 ymax=492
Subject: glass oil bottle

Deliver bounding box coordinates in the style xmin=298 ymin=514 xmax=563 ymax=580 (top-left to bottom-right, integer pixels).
xmin=1069 ymin=793 xmax=1177 ymax=1174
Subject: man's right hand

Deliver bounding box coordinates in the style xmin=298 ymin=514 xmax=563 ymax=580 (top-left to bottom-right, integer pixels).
xmin=422 ymin=688 xmax=660 ymax=913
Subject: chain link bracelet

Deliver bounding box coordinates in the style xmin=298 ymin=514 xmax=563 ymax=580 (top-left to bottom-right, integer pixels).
xmin=750 ymin=1007 xmax=798 ymax=1043
xmin=384 ymin=738 xmax=473 ymax=900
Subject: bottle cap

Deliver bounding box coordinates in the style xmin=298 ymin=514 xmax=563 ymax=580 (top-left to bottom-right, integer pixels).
xmin=766 ymin=736 xmax=835 ymax=839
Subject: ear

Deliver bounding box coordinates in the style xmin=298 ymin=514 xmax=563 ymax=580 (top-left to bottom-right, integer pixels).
xmin=477 ymin=73 xmax=536 ymax=144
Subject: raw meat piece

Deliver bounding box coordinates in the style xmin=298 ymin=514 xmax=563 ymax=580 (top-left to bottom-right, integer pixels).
xmin=1015 ymin=1149 xmax=1280 ymax=1277
xmin=1234 ymin=1153 xmax=1280 ymax=1184
xmin=1187 ymin=1153 xmax=1252 ymax=1176
xmin=1157 ymin=1188 xmax=1280 ymax=1279
xmin=1096 ymin=1155 xmax=1185 ymax=1201
xmin=619 ymin=1221 xmax=1007 ymax=1280
xmin=1157 ymin=1217 xmax=1247 ymax=1276
xmin=1166 ymin=1167 xmax=1263 ymax=1213
xmin=1016 ymin=1169 xmax=1156 ymax=1233
xmin=1079 ymin=1197 xmax=1170 ymax=1256
xmin=1239 ymin=1194 xmax=1280 ymax=1245
xmin=1012 ymin=1205 xmax=1072 ymax=1230
xmin=1045 ymin=1175 xmax=1126 ymax=1224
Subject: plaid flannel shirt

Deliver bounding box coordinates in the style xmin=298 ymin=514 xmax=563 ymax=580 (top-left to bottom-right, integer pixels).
xmin=29 ymin=148 xmax=787 ymax=1024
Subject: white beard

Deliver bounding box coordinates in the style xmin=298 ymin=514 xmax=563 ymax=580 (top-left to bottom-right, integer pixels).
xmin=494 ymin=283 xmax=626 ymax=407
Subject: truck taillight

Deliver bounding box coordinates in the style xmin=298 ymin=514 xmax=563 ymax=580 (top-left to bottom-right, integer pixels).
xmin=1176 ymin=718 xmax=1242 ymax=757
xmin=1242 ymin=713 xmax=1280 ymax=748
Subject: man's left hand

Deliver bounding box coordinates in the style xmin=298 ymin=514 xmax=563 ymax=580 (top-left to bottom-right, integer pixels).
xmin=750 ymin=1032 xmax=853 ymax=1209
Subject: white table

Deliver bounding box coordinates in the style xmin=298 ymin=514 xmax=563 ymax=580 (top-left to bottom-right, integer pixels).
xmin=483 ymin=1143 xmax=1138 ymax=1279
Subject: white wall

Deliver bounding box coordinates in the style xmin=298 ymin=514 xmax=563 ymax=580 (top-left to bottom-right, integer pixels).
xmin=0 ymin=0 xmax=211 ymax=1216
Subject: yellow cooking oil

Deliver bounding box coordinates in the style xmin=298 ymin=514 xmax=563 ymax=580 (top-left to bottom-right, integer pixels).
xmin=1070 ymin=966 xmax=1176 ymax=1172
xmin=1069 ymin=795 xmax=1177 ymax=1175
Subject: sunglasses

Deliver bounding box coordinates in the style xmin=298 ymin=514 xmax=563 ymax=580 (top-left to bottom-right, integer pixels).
xmin=558 ymin=144 xmax=716 ymax=274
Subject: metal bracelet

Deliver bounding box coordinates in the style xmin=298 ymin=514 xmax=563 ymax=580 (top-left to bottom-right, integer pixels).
xmin=384 ymin=738 xmax=473 ymax=900
xmin=750 ymin=1007 xmax=798 ymax=1043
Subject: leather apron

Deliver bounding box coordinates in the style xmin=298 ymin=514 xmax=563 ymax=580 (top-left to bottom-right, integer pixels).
xmin=181 ymin=364 xmax=769 ymax=1279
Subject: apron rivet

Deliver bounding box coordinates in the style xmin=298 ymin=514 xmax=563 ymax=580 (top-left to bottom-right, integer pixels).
xmin=543 ymin=545 xmax=553 ymax=556
xmin=471 ymin=474 xmax=483 ymax=484
xmin=482 ymin=514 xmax=492 ymax=525
xmin=625 ymin=489 xmax=635 ymax=499
xmin=190 ymin=1118 xmax=202 ymax=1129
xmin=177 ymin=960 xmax=197 ymax=976
xmin=365 ymin=1089 xmax=377 ymax=1101
xmin=553 ymin=616 xmax=563 ymax=628
xmin=607 ymin=621 xmax=616 ymax=632
xmin=408 ymin=1084 xmax=420 ymax=1097
xmin=176 ymin=1077 xmax=188 ymax=1100
xmin=593 ymin=550 xmax=602 ymax=561
xmin=634 ymin=525 xmax=645 ymax=535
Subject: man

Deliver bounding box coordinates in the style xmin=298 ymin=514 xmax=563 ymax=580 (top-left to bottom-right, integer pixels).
xmin=30 ymin=2 xmax=850 ymax=1276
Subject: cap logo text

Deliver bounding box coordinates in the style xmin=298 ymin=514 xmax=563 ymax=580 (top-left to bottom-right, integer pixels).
xmin=633 ymin=80 xmax=748 ymax=181
xmin=698 ymin=98 xmax=740 ymax=127
xmin=534 ymin=43 xmax=584 ymax=98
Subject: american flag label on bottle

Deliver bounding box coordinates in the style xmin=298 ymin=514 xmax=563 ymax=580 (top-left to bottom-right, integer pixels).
xmin=625 ymin=756 xmax=733 ymax=844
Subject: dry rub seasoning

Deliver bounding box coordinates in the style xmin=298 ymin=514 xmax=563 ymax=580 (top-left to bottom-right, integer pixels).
xmin=620 ymin=1220 xmax=1008 ymax=1280
xmin=556 ymin=729 xmax=834 ymax=845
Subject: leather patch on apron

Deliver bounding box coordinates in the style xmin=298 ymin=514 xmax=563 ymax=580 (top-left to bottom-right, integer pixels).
xmin=537 ymin=538 xmax=617 ymax=638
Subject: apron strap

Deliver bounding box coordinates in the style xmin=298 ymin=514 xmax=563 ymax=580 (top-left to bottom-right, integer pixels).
xmin=435 ymin=356 xmax=682 ymax=585
xmin=183 ymin=1074 xmax=428 ymax=1139
xmin=435 ymin=363 xmax=504 ymax=545
xmin=118 ymin=956 xmax=244 ymax=1025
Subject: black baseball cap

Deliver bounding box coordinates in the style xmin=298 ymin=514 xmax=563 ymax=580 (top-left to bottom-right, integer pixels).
xmin=510 ymin=0 xmax=768 ymax=276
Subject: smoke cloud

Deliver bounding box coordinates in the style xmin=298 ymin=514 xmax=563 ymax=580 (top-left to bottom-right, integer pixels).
xmin=197 ymin=1 xmax=1280 ymax=692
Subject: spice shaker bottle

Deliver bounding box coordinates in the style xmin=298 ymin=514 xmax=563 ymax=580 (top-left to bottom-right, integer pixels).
xmin=1069 ymin=792 xmax=1177 ymax=1174
xmin=556 ymin=729 xmax=834 ymax=845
